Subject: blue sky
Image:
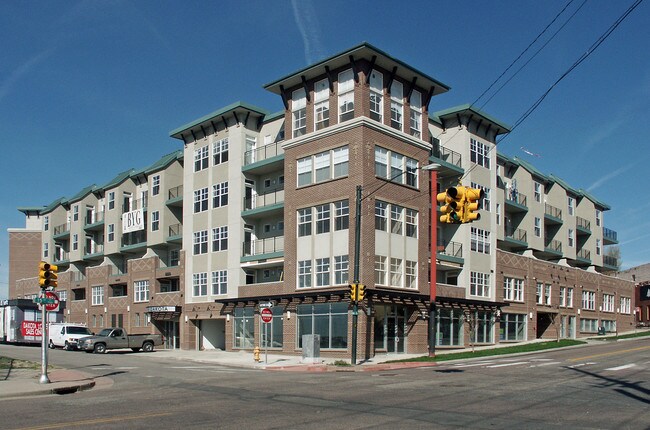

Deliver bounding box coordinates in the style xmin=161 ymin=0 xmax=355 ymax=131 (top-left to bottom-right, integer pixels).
xmin=1 ymin=1 xmax=649 ymax=299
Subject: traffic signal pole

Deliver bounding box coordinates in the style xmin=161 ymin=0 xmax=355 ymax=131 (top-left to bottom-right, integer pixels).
xmin=429 ymin=169 xmax=438 ymax=357
xmin=351 ymin=185 xmax=362 ymax=365
xmin=39 ymin=290 xmax=50 ymax=384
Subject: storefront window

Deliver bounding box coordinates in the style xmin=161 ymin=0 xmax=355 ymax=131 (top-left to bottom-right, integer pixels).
xmin=297 ymin=303 xmax=348 ymax=349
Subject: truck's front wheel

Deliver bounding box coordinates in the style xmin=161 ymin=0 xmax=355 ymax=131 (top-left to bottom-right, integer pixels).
xmin=94 ymin=343 xmax=107 ymax=354
xmin=142 ymin=341 xmax=154 ymax=352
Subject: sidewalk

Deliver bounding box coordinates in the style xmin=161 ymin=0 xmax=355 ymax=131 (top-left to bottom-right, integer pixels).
xmin=0 ymin=368 xmax=112 ymax=400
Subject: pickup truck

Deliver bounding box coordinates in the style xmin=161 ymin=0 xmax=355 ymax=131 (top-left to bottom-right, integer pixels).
xmin=77 ymin=327 xmax=164 ymax=353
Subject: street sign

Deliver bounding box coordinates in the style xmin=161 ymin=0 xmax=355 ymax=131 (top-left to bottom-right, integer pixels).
xmin=33 ymin=297 xmax=56 ymax=304
xmin=259 ymin=302 xmax=274 ymax=308
xmin=260 ymin=307 xmax=273 ymax=323
xmin=45 ymin=291 xmax=60 ymax=312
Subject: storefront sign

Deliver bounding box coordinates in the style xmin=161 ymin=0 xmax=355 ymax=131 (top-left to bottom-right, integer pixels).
xmin=146 ymin=306 xmax=179 ymax=313
xmin=122 ymin=208 xmax=144 ymax=233
xmin=21 ymin=321 xmax=42 ymax=337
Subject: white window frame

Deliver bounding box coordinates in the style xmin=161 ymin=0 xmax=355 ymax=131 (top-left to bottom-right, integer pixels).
xmin=212 ymin=270 xmax=227 ymax=295
xmin=193 ymin=187 xmax=208 ymax=213
xmin=298 ymin=260 xmax=312 ymax=288
xmin=503 ymin=277 xmax=524 ymax=302
xmin=292 ymin=88 xmax=307 ymax=137
xmin=568 ymin=196 xmax=575 ymax=216
xmin=470 ymin=227 xmax=491 ymax=254
xmin=534 ymin=182 xmax=542 ymax=202
xmin=409 ymin=90 xmax=422 ymax=138
xmin=314 ymin=78 xmax=329 ymax=131
xmin=152 ymin=175 xmax=160 ymax=196
xmin=192 ymin=273 xmax=208 ymax=297
xmin=151 ymin=211 xmax=159 ymax=232
xmin=212 ymin=226 xmax=228 ymax=252
xmin=338 ymin=69 xmax=354 ymax=122
xmin=213 ymin=138 xmax=229 ymax=165
xmin=92 ymin=286 xmax=104 ymax=306
xmin=334 ymin=255 xmax=349 ymax=285
xmin=134 ymin=280 xmax=150 ymax=302
xmin=194 ymin=146 xmax=209 ymax=172
xmin=369 ymin=70 xmax=383 ymax=122
xmin=470 ymin=272 xmax=490 ymax=297
xmin=375 ymin=256 xmax=387 ymax=285
xmin=193 ymin=230 xmax=208 ymax=255
xmin=315 ymin=258 xmax=330 ymax=287
xmin=212 ymin=182 xmax=228 ymax=208
xmin=470 ymin=138 xmax=490 ymax=168
xmin=390 ymin=80 xmax=403 ymax=131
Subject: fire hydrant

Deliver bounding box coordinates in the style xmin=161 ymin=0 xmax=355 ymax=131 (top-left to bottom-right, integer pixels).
xmin=253 ymin=346 xmax=261 ymax=362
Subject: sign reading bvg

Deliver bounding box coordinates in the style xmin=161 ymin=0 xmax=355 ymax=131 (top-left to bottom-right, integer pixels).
xmin=122 ymin=208 xmax=144 ymax=234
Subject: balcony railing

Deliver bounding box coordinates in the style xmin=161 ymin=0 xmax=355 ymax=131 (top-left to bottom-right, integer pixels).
xmin=244 ymin=189 xmax=285 ymax=210
xmin=85 ymin=211 xmax=105 ymax=225
xmin=430 ymin=143 xmax=462 ymax=168
xmin=544 ymin=238 xmax=562 ymax=253
xmin=242 ymin=236 xmax=284 ymax=257
xmin=603 ymin=255 xmax=619 ymax=268
xmin=544 ymin=203 xmax=562 ymax=220
xmin=577 ymin=249 xmax=591 ymax=261
xmin=505 ymin=227 xmax=527 ymax=243
xmin=53 ymin=250 xmax=69 ymax=262
xmin=125 ymin=197 xmax=148 ymax=212
xmin=506 ymin=190 xmax=527 ymax=207
xmin=53 ymin=223 xmax=70 ymax=236
xmin=84 ymin=243 xmax=104 ymax=256
xmin=576 ymin=216 xmax=591 ymax=231
xmin=168 ymin=223 xmax=182 ymax=238
xmin=603 ymin=228 xmax=618 ymax=243
xmin=244 ymin=142 xmax=283 ymax=166
xmin=436 ymin=241 xmax=462 ymax=259
xmin=121 ymin=231 xmax=147 ymax=247
xmin=168 ymin=185 xmax=183 ymax=200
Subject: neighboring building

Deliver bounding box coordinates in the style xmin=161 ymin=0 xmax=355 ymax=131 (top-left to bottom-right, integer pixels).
xmin=618 ymin=263 xmax=650 ymax=326
xmin=8 ymin=208 xmax=43 ymax=299
xmin=8 ymin=43 xmax=635 ymax=357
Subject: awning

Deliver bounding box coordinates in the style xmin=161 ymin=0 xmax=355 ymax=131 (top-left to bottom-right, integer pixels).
xmin=146 ymin=305 xmax=182 ymax=320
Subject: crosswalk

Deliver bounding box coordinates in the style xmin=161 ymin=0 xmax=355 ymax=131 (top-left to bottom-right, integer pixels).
xmin=444 ymin=357 xmax=646 ymax=373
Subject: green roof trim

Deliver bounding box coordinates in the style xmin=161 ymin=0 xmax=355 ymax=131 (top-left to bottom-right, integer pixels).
xmin=40 ymin=197 xmax=67 ymax=215
xmin=17 ymin=206 xmax=46 ymax=216
xmin=432 ymin=104 xmax=512 ymax=133
xmin=144 ymin=149 xmax=183 ymax=175
xmin=263 ymin=110 xmax=285 ymax=123
xmin=497 ymin=151 xmax=517 ymax=165
xmin=169 ymin=101 xmax=270 ymax=138
xmin=548 ymin=174 xmax=581 ymax=196
xmin=512 ymin=156 xmax=549 ymax=181
xmin=67 ymin=184 xmax=98 ymax=204
xmin=100 ymin=168 xmax=135 ymax=191
xmin=579 ymin=189 xmax=611 ymax=210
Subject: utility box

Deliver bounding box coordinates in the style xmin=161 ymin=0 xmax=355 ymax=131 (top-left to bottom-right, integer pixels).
xmin=302 ymin=334 xmax=321 ymax=364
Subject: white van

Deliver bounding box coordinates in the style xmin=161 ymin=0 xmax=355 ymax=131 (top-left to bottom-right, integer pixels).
xmin=49 ymin=323 xmax=93 ymax=350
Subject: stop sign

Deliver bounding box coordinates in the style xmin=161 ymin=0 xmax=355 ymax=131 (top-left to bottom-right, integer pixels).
xmin=45 ymin=291 xmax=60 ymax=312
xmin=260 ymin=307 xmax=273 ymax=323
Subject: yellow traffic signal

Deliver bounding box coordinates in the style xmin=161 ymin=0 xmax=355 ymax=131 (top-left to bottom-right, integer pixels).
xmin=349 ymin=283 xmax=357 ymax=301
xmin=437 ymin=186 xmax=465 ymax=224
xmin=357 ymin=284 xmax=366 ymax=301
xmin=38 ymin=261 xmax=58 ymax=288
xmin=462 ymin=187 xmax=484 ymax=223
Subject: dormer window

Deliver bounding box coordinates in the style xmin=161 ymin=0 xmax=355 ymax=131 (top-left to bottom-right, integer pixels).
xmin=338 ymin=69 xmax=354 ymax=122
xmin=292 ymin=88 xmax=307 ymax=138
xmin=314 ymin=79 xmax=329 ymax=131
xmin=369 ymin=71 xmax=383 ymax=122
xmin=409 ymin=90 xmax=422 ymax=138
xmin=390 ymin=80 xmax=403 ymax=131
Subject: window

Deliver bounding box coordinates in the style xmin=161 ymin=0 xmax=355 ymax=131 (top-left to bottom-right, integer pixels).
xmin=297 ymin=157 xmax=313 ymax=186
xmin=334 ymin=200 xmax=349 ymax=231
xmin=602 ymin=294 xmax=615 ymax=312
xmin=315 ymin=152 xmax=330 ymax=182
xmin=316 ymin=258 xmax=330 ymax=287
xmin=73 ymin=205 xmax=79 ymax=221
xmin=568 ymin=228 xmax=574 ymax=247
xmin=534 ymin=217 xmax=541 ymax=237
xmin=134 ymin=280 xmax=149 ymax=302
xmin=470 ymin=182 xmax=491 ymax=212
xmin=314 ymin=78 xmax=329 ymax=130
xmin=375 ymin=146 xmax=418 ymax=187
xmin=390 ymin=152 xmax=404 ymax=182
xmin=194 ymin=146 xmax=209 ymax=172
xmin=151 ymin=211 xmax=159 ymax=232
xmin=193 ymin=187 xmax=208 ymax=213
xmin=297 ymin=303 xmax=348 ymax=349
xmin=152 ymin=175 xmax=160 ymax=196
xmin=334 ymin=255 xmax=349 ymax=285
xmin=369 ymin=70 xmax=383 ymax=122
xmin=496 ymin=203 xmax=501 ymax=225
xmin=58 ymin=290 xmax=67 ymax=302
xmin=390 ymin=258 xmax=403 ymax=287
xmin=212 ymin=270 xmax=227 ymax=295
xmin=44 ymin=216 xmax=49 ymax=231
xmin=374 ymin=147 xmax=388 ymax=178
xmin=298 ymin=260 xmax=312 ymax=288
xmin=470 ymin=138 xmax=490 ymax=168
xmin=338 ymin=69 xmax=354 ymax=122
xmin=601 ymin=319 xmax=616 ymax=333
xmin=534 ymin=182 xmax=542 ymax=202
xmin=567 ymin=287 xmax=574 ymax=307
xmin=333 ymin=146 xmax=349 ymax=177
xmin=596 ymin=239 xmax=601 ymax=256
xmin=410 ymin=90 xmax=422 ymax=138
xmin=193 ymin=230 xmax=208 ymax=255
xmin=472 ymin=311 xmax=494 ymax=344
xmin=500 ymin=313 xmax=526 ymax=341
xmin=375 ymin=256 xmax=387 ymax=285
xmin=91 ymin=286 xmax=104 ymax=306
xmin=108 ymin=192 xmax=115 ymax=210
xmin=568 ymin=197 xmax=574 ymax=216
xmin=436 ymin=309 xmax=464 ymax=346
xmin=212 ymin=226 xmax=228 ymax=252
xmin=43 ymin=243 xmax=48 ymax=258
xmin=292 ymin=88 xmax=307 ymax=137
xmin=620 ymin=297 xmax=631 ymax=314
xmin=108 ymin=224 xmax=115 ymax=242
xmin=470 ymin=272 xmax=490 ymax=297
xmin=544 ymin=284 xmax=552 ymax=305
xmin=316 ymin=204 xmax=331 ymax=234
xmin=213 ymin=138 xmax=229 ymax=165
xmin=233 ymin=307 xmax=254 ymax=349
xmin=298 ymin=208 xmax=312 ymax=237
xmin=582 ymin=291 xmax=596 ymax=310
xmin=580 ymin=318 xmax=598 ymax=332
xmin=390 ymin=80 xmax=403 ymax=131
xmin=72 ymin=234 xmax=78 ymax=251
xmin=297 ymin=146 xmax=348 ymax=187
xmin=212 ymin=182 xmax=228 ymax=208
xmin=470 ymin=227 xmax=491 ymax=254
xmin=503 ymin=277 xmax=524 ymax=302
xmin=375 ymin=201 xmax=388 ymax=231
xmin=192 ymin=273 xmax=207 ymax=297
xmin=406 ymin=208 xmax=418 ymax=238
xmin=595 ymin=209 xmax=602 ymax=227
xmin=559 ymin=287 xmax=566 ymax=307
xmin=405 ymin=261 xmax=417 ymax=289
xmin=391 ymin=205 xmax=403 ymax=235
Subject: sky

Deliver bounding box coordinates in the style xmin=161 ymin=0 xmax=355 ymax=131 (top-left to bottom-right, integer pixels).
xmin=1 ymin=0 xmax=649 ymax=299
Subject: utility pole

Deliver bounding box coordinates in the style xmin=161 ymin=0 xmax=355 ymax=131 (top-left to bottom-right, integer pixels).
xmin=351 ymin=185 xmax=362 ymax=365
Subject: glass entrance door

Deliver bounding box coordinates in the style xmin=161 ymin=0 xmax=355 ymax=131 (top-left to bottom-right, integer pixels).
xmin=162 ymin=320 xmax=179 ymax=349
xmin=374 ymin=305 xmax=406 ymax=353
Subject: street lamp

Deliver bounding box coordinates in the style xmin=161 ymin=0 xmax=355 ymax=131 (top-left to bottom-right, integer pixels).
xmin=421 ymin=163 xmax=441 ymax=357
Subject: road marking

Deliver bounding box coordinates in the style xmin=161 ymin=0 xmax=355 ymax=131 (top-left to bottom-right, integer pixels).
xmin=529 ymin=361 xmax=562 ymax=368
xmin=15 ymin=412 xmax=172 ymax=430
xmin=452 ymin=361 xmax=496 ymax=367
xmin=486 ymin=361 xmax=528 ymax=368
xmin=568 ymin=345 xmax=650 ymax=362
xmin=567 ymin=362 xmax=597 ymax=368
xmin=604 ymin=363 xmax=637 ymax=371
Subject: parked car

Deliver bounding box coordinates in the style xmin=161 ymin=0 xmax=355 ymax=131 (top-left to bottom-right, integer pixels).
xmin=49 ymin=323 xmax=93 ymax=350
xmin=77 ymin=327 xmax=164 ymax=353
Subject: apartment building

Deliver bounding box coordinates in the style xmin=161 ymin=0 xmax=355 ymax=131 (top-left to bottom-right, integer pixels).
xmin=9 ymin=42 xmax=635 ymax=357
xmin=11 ymin=151 xmax=185 ymax=349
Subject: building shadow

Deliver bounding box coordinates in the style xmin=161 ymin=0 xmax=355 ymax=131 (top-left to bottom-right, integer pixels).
xmin=565 ymin=366 xmax=649 ymax=405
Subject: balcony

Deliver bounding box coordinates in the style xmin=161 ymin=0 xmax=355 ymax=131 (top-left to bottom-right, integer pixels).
xmin=83 ymin=244 xmax=104 ymax=261
xmin=505 ymin=190 xmax=528 ymax=213
xmin=504 ymin=227 xmax=528 ymax=249
xmin=53 ymin=250 xmax=70 ymax=265
xmin=121 ymin=231 xmax=147 ymax=252
xmin=576 ymin=216 xmax=591 ymax=235
xmin=166 ymin=185 xmax=183 ymax=207
xmin=166 ymin=223 xmax=182 ymax=244
xmin=53 ymin=223 xmax=70 ymax=239
xmin=242 ymin=190 xmax=285 ymax=218
xmin=84 ymin=211 xmax=105 ymax=231
xmin=576 ymin=248 xmax=591 ymax=266
xmin=436 ymin=241 xmax=463 ymax=265
xmin=603 ymin=227 xmax=618 ymax=245
xmin=125 ymin=197 xmax=148 ymax=212
xmin=242 ymin=142 xmax=284 ymax=174
xmin=241 ymin=236 xmax=284 ymax=262
xmin=429 ymin=143 xmax=464 ymax=177
xmin=544 ymin=203 xmax=563 ymax=224
xmin=603 ymin=255 xmax=619 ymax=270
xmin=544 ymin=238 xmax=563 ymax=256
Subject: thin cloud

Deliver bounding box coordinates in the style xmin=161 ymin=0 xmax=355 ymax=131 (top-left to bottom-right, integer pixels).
xmin=581 ymin=117 xmax=626 ymax=152
xmin=291 ymin=0 xmax=325 ymax=64
xmin=586 ymin=162 xmax=635 ymax=192
xmin=0 ymin=49 xmax=55 ymax=103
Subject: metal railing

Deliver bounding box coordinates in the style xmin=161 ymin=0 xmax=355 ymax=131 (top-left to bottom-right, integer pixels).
xmin=436 ymin=241 xmax=463 ymax=259
xmin=506 ymin=190 xmax=527 ymax=207
xmin=121 ymin=231 xmax=147 ymax=247
xmin=53 ymin=223 xmax=70 ymax=235
xmin=125 ymin=197 xmax=148 ymax=212
xmin=544 ymin=239 xmax=562 ymax=253
xmin=84 ymin=243 xmax=104 ymax=256
xmin=577 ymin=249 xmax=591 ymax=260
xmin=576 ymin=216 xmax=591 ymax=231
xmin=168 ymin=223 xmax=182 ymax=238
xmin=544 ymin=203 xmax=562 ymax=220
xmin=244 ymin=142 xmax=283 ymax=166
xmin=168 ymin=185 xmax=183 ymax=200
xmin=85 ymin=211 xmax=105 ymax=225
xmin=505 ymin=227 xmax=527 ymax=243
xmin=242 ymin=236 xmax=284 ymax=257
xmin=243 ymin=189 xmax=285 ymax=210
xmin=603 ymin=255 xmax=618 ymax=267
xmin=603 ymin=228 xmax=618 ymax=242
xmin=430 ymin=143 xmax=462 ymax=168
xmin=53 ymin=250 xmax=69 ymax=262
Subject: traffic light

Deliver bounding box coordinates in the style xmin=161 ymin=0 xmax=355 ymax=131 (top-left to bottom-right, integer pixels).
xmin=38 ymin=261 xmax=58 ymax=289
xmin=437 ymin=186 xmax=465 ymax=224
xmin=462 ymin=187 xmax=484 ymax=223
xmin=349 ymin=283 xmax=357 ymax=301
xmin=357 ymin=284 xmax=366 ymax=301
